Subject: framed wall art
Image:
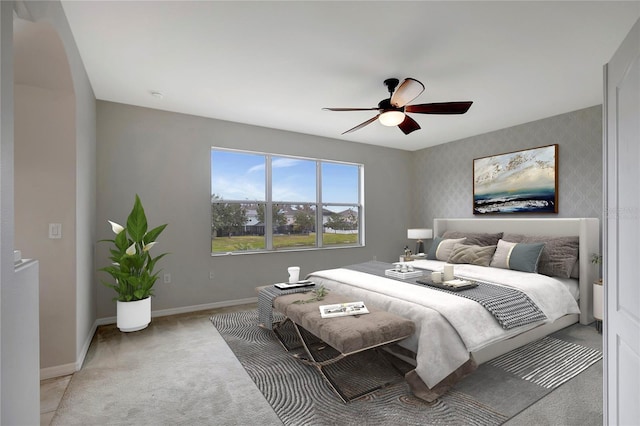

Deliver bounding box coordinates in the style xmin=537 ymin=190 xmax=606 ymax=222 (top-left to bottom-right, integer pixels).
xmin=473 ymin=144 xmax=558 ymax=214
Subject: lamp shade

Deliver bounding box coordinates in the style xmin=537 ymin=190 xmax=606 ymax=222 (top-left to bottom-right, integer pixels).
xmin=407 ymin=228 xmax=433 ymax=240
xmin=379 ymin=110 xmax=405 ymax=126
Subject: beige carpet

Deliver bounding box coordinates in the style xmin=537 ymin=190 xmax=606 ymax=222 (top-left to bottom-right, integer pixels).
xmin=51 ymin=304 xmax=603 ymax=425
xmin=51 ymin=305 xmax=282 ymax=426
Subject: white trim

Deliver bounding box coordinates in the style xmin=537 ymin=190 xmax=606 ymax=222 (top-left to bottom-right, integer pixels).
xmin=93 ymin=297 xmax=257 ymax=326
xmin=75 ymin=320 xmax=98 ymax=370
xmin=149 ymin=297 xmax=257 ymax=319
xmin=40 ymin=362 xmax=76 ymax=381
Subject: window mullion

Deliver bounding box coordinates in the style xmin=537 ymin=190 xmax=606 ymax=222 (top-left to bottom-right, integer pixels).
xmin=316 ymin=160 xmax=322 ymax=248
xmin=211 ymin=147 xmax=363 ymax=254
xmin=265 ymin=155 xmax=273 ymax=250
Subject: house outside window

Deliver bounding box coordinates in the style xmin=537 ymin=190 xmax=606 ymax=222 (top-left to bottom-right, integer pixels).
xmin=211 ymin=148 xmax=363 ymax=254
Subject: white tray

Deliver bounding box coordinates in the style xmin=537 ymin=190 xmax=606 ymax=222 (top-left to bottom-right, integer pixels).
xmin=385 ymin=269 xmax=423 ymax=280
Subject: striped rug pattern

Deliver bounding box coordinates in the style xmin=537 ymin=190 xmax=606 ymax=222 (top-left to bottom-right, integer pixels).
xmin=487 ymin=336 xmax=603 ymax=389
xmin=210 ymin=310 xmax=598 ymax=426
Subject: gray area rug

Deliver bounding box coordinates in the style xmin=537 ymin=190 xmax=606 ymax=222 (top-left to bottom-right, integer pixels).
xmin=210 ymin=310 xmax=602 ymax=426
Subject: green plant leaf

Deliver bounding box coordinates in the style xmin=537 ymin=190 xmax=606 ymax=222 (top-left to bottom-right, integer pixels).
xmin=114 ymin=229 xmax=129 ymax=251
xmin=127 ymin=195 xmax=148 ymax=243
xmin=99 ymin=194 xmax=169 ymax=302
xmin=147 ymin=252 xmax=168 ymax=273
xmin=144 ymin=224 xmax=167 ymax=243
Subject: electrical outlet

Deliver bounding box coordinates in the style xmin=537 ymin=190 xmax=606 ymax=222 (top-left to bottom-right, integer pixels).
xmin=209 ymin=271 xmax=215 ymax=280
xmin=163 ymin=273 xmax=171 ymax=284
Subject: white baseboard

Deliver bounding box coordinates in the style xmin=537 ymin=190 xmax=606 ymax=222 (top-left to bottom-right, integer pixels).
xmin=41 ymin=320 xmax=99 ymax=380
xmin=41 ymin=297 xmax=258 ymax=380
xmin=151 ymin=297 xmax=258 ymax=318
xmin=95 ymin=296 xmax=258 ymax=326
xmin=40 ymin=362 xmax=77 ymax=381
xmin=76 ymin=320 xmax=99 ymax=370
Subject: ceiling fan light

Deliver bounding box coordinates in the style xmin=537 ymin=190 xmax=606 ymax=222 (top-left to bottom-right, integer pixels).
xmin=379 ymin=111 xmax=405 ymax=126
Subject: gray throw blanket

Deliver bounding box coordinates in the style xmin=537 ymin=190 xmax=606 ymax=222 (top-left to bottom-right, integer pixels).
xmin=346 ymin=261 xmax=546 ymax=329
xmin=257 ymin=285 xmax=314 ymax=329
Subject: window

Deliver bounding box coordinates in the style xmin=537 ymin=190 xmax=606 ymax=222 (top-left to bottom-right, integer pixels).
xmin=211 ymin=148 xmax=363 ymax=254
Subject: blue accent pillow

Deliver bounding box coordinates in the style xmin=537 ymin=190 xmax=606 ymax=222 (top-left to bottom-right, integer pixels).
xmin=490 ymin=239 xmax=546 ymax=273
xmin=426 ymin=237 xmax=443 ymax=260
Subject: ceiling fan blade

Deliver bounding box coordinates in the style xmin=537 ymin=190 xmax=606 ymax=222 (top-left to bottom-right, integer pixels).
xmin=391 ymin=78 xmax=425 ymax=108
xmin=405 ymin=101 xmax=473 ymax=114
xmin=322 ymin=107 xmax=379 ymax=111
xmin=398 ymin=115 xmax=421 ymax=135
xmin=342 ymin=115 xmax=380 ymax=134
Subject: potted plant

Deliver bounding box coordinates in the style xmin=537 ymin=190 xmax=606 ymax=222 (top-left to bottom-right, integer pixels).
xmin=100 ymin=195 xmax=168 ymax=332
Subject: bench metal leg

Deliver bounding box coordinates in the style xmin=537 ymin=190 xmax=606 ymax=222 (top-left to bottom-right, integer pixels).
xmin=286 ymin=320 xmax=407 ymax=403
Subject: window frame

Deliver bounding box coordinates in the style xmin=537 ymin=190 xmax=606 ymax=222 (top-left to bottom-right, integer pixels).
xmin=211 ymin=147 xmax=364 ymax=255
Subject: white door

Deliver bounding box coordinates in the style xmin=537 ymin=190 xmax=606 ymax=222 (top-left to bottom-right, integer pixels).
xmin=604 ymin=17 xmax=640 ymax=425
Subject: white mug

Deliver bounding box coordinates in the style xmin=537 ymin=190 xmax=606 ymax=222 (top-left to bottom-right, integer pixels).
xmin=431 ymin=271 xmax=443 ymax=283
xmin=288 ymin=266 xmax=300 ymax=283
xmin=443 ymin=264 xmax=455 ymax=281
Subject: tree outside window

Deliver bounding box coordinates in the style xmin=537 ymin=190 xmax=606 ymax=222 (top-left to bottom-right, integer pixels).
xmin=211 ymin=148 xmax=362 ymax=254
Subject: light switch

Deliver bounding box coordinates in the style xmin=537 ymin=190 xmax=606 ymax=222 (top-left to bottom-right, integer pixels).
xmin=48 ymin=223 xmax=62 ymax=239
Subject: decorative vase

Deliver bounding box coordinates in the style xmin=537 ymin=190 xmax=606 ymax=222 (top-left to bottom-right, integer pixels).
xmin=117 ymin=297 xmax=151 ymax=332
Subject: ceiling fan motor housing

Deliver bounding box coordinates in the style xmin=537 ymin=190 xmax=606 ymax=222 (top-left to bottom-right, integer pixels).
xmin=383 ymin=78 xmax=400 ymax=94
xmin=378 ymin=98 xmax=403 ymax=113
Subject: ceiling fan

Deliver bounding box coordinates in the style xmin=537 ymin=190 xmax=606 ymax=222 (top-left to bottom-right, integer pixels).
xmin=323 ymin=78 xmax=473 ymax=135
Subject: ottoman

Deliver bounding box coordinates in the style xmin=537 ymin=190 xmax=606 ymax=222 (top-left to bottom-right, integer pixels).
xmin=272 ymin=291 xmax=415 ymax=402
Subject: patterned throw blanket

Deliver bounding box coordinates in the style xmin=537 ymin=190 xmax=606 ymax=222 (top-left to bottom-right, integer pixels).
xmin=345 ymin=261 xmax=546 ymax=330
xmin=258 ymin=286 xmax=314 ymax=329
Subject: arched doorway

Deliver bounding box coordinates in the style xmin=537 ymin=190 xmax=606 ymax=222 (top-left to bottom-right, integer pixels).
xmin=13 ymin=15 xmax=78 ymax=381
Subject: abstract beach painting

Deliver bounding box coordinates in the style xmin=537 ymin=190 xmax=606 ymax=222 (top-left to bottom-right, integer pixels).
xmin=473 ymin=144 xmax=558 ymax=214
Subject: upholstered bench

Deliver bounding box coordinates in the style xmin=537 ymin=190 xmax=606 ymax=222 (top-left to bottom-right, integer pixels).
xmin=271 ymin=291 xmax=415 ymax=402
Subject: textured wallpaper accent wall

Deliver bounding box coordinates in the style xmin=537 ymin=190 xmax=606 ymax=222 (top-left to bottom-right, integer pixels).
xmin=411 ymin=105 xmax=602 ymax=228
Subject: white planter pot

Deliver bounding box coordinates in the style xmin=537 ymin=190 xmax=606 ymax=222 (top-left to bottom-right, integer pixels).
xmin=593 ymin=283 xmax=603 ymax=321
xmin=117 ymin=297 xmax=151 ymax=332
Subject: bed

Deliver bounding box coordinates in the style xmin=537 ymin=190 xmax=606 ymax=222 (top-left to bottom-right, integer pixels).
xmin=306 ymin=217 xmax=599 ymax=401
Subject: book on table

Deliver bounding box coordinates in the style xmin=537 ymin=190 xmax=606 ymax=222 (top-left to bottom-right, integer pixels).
xmin=319 ymin=301 xmax=369 ymax=318
xmin=274 ymin=280 xmax=315 ymax=290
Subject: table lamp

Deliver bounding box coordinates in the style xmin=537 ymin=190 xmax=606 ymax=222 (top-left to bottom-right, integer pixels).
xmin=407 ymin=228 xmax=433 ymax=255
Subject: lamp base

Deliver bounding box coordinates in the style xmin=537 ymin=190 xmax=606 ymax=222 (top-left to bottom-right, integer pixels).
xmin=415 ymin=241 xmax=424 ymax=255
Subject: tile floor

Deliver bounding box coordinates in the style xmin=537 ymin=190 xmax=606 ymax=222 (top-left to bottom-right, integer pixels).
xmin=40 ymin=374 xmax=72 ymax=425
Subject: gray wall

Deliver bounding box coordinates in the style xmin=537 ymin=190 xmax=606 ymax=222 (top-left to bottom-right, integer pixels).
xmin=411 ymin=105 xmax=603 ymax=228
xmin=96 ymin=101 xmax=412 ymax=318
xmin=10 ymin=0 xmax=96 ymax=379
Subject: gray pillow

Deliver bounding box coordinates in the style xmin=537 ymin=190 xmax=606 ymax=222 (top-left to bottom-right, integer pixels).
xmin=426 ymin=237 xmax=467 ymax=261
xmin=442 ymin=231 xmax=503 ymax=247
xmin=448 ymin=243 xmax=497 ymax=267
xmin=502 ymin=233 xmax=579 ymax=278
xmin=490 ymin=239 xmax=546 ymax=273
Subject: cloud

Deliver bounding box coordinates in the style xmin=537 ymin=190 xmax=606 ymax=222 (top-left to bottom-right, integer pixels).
xmin=246 ymin=157 xmax=301 ymax=174
xmin=272 ymin=158 xmax=301 ymax=169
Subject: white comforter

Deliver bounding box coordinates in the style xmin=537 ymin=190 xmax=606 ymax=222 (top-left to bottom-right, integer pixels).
xmin=307 ymin=260 xmax=580 ymax=388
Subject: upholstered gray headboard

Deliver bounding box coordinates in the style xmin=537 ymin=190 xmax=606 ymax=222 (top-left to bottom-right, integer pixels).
xmin=433 ymin=218 xmax=600 ymax=325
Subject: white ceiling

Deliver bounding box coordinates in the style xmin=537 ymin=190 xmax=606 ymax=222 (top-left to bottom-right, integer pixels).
xmin=60 ymin=1 xmax=640 ymax=151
